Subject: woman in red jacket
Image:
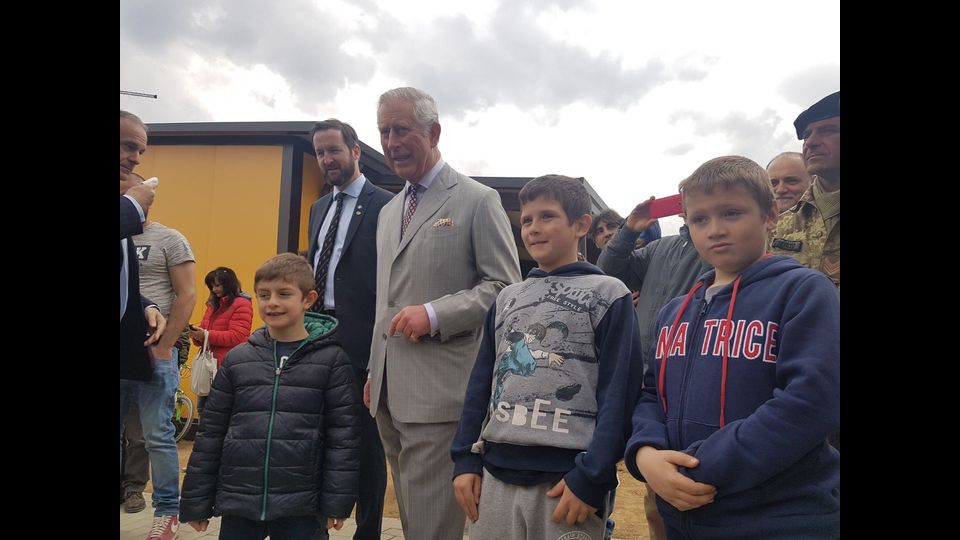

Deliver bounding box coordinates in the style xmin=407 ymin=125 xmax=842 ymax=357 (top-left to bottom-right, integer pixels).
xmin=189 ymin=266 xmax=253 ymax=411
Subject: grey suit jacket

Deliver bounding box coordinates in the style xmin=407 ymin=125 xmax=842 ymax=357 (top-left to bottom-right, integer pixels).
xmin=369 ymin=163 xmax=521 ymax=423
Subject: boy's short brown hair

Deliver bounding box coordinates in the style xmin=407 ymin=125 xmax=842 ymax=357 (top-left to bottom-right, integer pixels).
xmin=519 ymin=175 xmax=590 ymax=224
xmin=254 ymin=253 xmax=315 ymax=297
xmin=679 ymin=156 xmax=775 ymax=214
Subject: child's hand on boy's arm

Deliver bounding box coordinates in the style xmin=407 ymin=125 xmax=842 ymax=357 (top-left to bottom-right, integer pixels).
xmin=188 ymin=520 xmax=209 ymax=532
xmin=635 ymin=446 xmax=716 ymax=511
xmin=326 ymin=517 xmax=345 ymax=530
xmin=547 ymin=479 xmax=597 ymax=526
xmin=453 ymin=473 xmax=482 ymax=523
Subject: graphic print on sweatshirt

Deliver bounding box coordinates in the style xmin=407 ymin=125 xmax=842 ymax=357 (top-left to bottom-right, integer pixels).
xmin=655 ymin=318 xmax=780 ymax=363
xmin=490 ymin=321 xmax=568 ymax=408
xmin=481 ymin=274 xmax=625 ymax=450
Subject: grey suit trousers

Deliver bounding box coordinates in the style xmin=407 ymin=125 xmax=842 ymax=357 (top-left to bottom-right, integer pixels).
xmin=376 ymin=384 xmax=465 ymax=540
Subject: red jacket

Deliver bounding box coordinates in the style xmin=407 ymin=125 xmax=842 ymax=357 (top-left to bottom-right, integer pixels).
xmin=193 ymin=295 xmax=253 ymax=366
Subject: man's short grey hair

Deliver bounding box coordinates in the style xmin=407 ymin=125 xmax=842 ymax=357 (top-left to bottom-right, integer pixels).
xmin=766 ymin=151 xmax=802 ymax=169
xmin=378 ymin=87 xmax=439 ymax=132
xmin=120 ymin=110 xmax=148 ymax=132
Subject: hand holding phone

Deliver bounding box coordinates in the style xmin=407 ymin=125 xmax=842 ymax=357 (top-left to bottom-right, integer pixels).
xmin=625 ymin=197 xmax=654 ymax=232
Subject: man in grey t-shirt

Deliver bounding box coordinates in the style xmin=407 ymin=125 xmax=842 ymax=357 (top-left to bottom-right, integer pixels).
xmin=119 ymin=172 xmax=197 ymax=523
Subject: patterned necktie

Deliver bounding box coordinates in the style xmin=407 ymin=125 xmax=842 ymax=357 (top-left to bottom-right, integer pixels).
xmin=312 ymin=192 xmax=346 ymax=312
xmin=400 ymin=184 xmax=420 ymax=240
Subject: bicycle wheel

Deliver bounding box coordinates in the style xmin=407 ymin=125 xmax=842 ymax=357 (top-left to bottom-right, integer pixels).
xmin=172 ymin=393 xmax=195 ymax=442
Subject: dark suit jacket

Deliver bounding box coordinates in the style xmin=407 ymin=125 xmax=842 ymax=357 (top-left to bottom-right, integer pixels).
xmin=120 ymin=196 xmax=153 ymax=381
xmin=307 ymin=178 xmax=392 ymax=370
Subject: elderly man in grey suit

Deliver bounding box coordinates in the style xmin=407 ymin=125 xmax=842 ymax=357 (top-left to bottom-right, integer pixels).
xmin=365 ymin=87 xmax=521 ymax=539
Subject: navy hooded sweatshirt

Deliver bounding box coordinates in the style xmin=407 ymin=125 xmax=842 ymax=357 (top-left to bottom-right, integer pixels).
xmin=625 ymin=255 xmax=839 ymax=538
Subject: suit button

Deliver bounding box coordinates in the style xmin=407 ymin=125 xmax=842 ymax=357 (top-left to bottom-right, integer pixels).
xmin=388 ymin=301 xmax=396 ymax=307
xmin=382 ymin=333 xmax=387 ymax=340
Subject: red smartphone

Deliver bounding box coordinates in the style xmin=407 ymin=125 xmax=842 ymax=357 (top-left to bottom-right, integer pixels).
xmin=648 ymin=193 xmax=683 ymax=219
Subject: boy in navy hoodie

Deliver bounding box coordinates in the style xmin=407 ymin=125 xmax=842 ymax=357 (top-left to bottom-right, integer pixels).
xmin=625 ymin=156 xmax=840 ymax=539
xmin=451 ymin=175 xmax=643 ymax=540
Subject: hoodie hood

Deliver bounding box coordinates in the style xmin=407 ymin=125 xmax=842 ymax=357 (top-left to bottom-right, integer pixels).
xmin=693 ymin=253 xmax=805 ymax=293
xmin=526 ymin=261 xmax=604 ymax=279
xmin=303 ymin=311 xmax=338 ymax=342
xmin=248 ymin=312 xmax=339 ymax=349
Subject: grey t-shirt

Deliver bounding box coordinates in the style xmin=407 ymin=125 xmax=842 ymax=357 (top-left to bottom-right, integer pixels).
xmin=704 ymin=282 xmax=726 ymax=304
xmin=132 ymin=222 xmax=195 ymax=316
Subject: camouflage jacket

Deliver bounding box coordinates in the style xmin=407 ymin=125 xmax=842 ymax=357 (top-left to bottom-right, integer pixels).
xmin=770 ymin=184 xmax=840 ymax=287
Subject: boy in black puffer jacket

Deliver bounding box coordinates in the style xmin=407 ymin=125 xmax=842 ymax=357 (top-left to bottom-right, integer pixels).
xmin=181 ymin=253 xmax=361 ymax=539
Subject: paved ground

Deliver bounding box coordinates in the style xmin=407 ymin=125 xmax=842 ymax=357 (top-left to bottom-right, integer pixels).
xmin=120 ymin=440 xmax=642 ymax=539
xmin=120 ymin=493 xmax=413 ymax=539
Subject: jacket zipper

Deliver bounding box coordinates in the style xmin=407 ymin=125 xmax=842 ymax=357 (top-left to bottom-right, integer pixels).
xmin=675 ymin=296 xmax=710 ymax=450
xmin=260 ymin=339 xmax=307 ymax=520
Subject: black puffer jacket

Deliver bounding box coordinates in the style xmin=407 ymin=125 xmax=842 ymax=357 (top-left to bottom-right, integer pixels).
xmin=180 ymin=313 xmax=361 ymax=523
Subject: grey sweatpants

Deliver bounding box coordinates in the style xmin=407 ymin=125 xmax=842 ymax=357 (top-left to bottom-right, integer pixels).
xmin=471 ymin=468 xmax=607 ymax=540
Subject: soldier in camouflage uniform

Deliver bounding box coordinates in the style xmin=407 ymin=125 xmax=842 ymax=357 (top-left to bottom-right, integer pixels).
xmin=771 ymin=91 xmax=840 ymax=288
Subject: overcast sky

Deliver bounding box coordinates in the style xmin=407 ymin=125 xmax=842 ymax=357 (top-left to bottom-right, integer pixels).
xmin=120 ymin=0 xmax=839 ymax=236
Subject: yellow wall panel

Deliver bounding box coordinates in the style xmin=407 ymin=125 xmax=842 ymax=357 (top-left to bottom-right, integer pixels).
xmin=136 ymin=145 xmax=284 ymax=406
xmin=300 ymin=152 xmax=324 ymax=255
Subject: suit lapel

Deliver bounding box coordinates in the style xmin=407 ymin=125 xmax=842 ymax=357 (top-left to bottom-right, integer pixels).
xmin=384 ymin=191 xmax=404 ymax=260
xmin=341 ymin=181 xmax=372 ymax=255
xmin=396 ymin=165 xmax=455 ymax=256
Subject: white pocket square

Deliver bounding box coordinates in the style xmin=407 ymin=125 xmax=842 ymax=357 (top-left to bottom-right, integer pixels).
xmin=432 ymin=218 xmax=454 ymax=228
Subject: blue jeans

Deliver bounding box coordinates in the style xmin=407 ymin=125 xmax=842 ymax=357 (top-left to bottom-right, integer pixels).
xmin=119 ymin=347 xmax=180 ymax=516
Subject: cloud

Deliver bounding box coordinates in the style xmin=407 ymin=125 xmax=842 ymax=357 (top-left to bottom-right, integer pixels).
xmin=778 ymin=64 xmax=841 ymax=109
xmin=120 ymin=42 xmax=211 ymax=122
xmin=669 ymin=108 xmax=795 ymax=164
xmin=121 ymin=0 xmax=377 ymax=111
xmin=121 ymin=0 xmax=710 ymax=123
xmin=367 ymin=2 xmax=708 ymax=119
xmin=666 ymin=143 xmax=694 ymax=156
xmin=119 ymin=0 xmax=839 ymax=218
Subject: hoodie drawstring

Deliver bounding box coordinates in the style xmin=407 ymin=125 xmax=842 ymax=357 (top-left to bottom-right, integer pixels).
xmin=658 ymin=281 xmax=704 ymax=415
xmin=719 ymin=275 xmax=742 ymax=427
xmin=658 ymin=274 xmax=743 ymax=428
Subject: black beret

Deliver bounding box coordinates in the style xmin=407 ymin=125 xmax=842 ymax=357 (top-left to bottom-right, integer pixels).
xmin=794 ymin=90 xmax=840 ymax=139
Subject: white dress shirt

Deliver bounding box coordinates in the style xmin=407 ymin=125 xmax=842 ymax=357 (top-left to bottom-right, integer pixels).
xmin=313 ymin=175 xmax=367 ymax=310
xmin=120 ymin=194 xmax=146 ymax=319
